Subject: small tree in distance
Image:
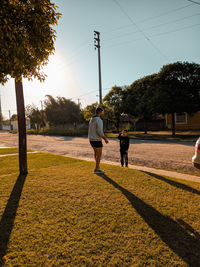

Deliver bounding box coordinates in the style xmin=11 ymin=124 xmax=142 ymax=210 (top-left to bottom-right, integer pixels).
xmin=26 ymin=105 xmax=46 ymax=130
xmin=124 ymin=74 xmax=157 ymax=134
xmin=103 ymin=86 xmax=125 ymax=132
xmin=83 ymin=103 xmax=99 ymax=122
xmin=0 ymin=0 xmax=61 ymax=174
xmin=155 ymin=62 xmax=200 ymax=135
xmin=44 ymin=95 xmax=82 ymax=126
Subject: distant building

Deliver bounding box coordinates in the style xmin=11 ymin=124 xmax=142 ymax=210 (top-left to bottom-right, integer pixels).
xmin=165 ymin=111 xmax=200 ymax=130
xmin=2 ymin=119 xmax=31 ymax=131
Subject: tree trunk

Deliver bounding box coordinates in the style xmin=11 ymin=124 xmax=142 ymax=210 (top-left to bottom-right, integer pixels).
xmin=116 ymin=120 xmax=119 ymax=132
xmin=144 ymin=120 xmax=148 ymax=134
xmin=0 ymin=116 xmax=2 ymax=130
xmin=15 ymin=78 xmax=28 ymax=175
xmin=171 ymin=112 xmax=176 ymax=136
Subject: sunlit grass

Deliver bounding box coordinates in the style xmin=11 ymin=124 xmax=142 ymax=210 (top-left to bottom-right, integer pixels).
xmin=0 ymin=148 xmax=32 ymax=155
xmin=1 ymin=153 xmax=200 ymax=266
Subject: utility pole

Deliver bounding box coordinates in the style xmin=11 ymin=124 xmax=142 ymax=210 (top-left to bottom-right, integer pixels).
xmin=94 ymin=30 xmax=102 ymax=105
xmin=40 ymin=100 xmax=43 ymax=111
xmin=40 ymin=100 xmax=44 ymax=129
xmin=0 ymin=94 xmax=2 ymax=130
xmin=9 ymin=110 xmax=12 ymax=130
xmin=77 ymin=98 xmax=80 ymax=106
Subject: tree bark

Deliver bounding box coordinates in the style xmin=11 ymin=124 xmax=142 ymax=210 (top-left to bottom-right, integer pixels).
xmin=15 ymin=78 xmax=28 ymax=175
xmin=144 ymin=120 xmax=148 ymax=134
xmin=171 ymin=112 xmax=176 ymax=136
xmin=116 ymin=119 xmax=120 ymax=132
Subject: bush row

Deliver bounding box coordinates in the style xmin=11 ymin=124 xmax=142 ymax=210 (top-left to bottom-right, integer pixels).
xmin=26 ymin=127 xmax=88 ymax=136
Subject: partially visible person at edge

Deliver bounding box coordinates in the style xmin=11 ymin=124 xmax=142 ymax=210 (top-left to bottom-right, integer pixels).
xmin=118 ymin=129 xmax=130 ymax=167
xmin=88 ymin=107 xmax=109 ymax=174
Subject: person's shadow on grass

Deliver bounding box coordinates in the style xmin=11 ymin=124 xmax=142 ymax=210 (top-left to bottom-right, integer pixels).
xmin=97 ymin=173 xmax=200 ymax=267
xmin=0 ymin=174 xmax=27 ymax=266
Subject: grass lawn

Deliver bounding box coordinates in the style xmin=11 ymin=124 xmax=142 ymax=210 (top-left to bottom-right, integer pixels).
xmin=1 ymin=153 xmax=200 ymax=266
xmin=0 ymin=148 xmax=32 ymax=155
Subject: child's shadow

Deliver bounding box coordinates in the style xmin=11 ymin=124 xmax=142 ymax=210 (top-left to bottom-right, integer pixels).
xmin=97 ymin=173 xmax=200 ymax=266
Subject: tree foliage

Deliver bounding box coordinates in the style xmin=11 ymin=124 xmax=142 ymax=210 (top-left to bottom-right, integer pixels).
xmin=10 ymin=114 xmax=17 ymax=121
xmin=83 ymin=102 xmax=99 ymax=121
xmin=26 ymin=104 xmax=46 ymax=130
xmin=0 ymin=0 xmax=61 ymax=175
xmin=103 ymin=86 xmax=125 ymax=131
xmin=44 ymin=95 xmax=82 ymax=126
xmin=0 ymin=0 xmax=61 ymax=83
xmin=123 ymin=74 xmax=157 ymax=133
xmin=155 ymin=61 xmax=200 ymax=135
xmin=156 ymin=62 xmax=200 ymax=114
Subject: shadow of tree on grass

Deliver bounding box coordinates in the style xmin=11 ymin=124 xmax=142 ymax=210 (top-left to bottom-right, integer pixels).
xmin=97 ymin=173 xmax=200 ymax=266
xmin=0 ymin=174 xmax=27 ymax=266
xmin=141 ymin=171 xmax=200 ymax=196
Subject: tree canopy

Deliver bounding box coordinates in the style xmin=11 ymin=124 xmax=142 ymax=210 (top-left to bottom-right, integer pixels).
xmin=44 ymin=95 xmax=82 ymax=126
xmin=0 ymin=0 xmax=61 ymax=175
xmin=103 ymin=61 xmax=200 ymax=135
xmin=122 ymin=74 xmax=157 ymax=133
xmin=26 ymin=104 xmax=46 ymax=130
xmin=0 ymin=0 xmax=61 ymax=83
xmin=155 ymin=61 xmax=200 ymax=134
xmin=103 ymin=86 xmax=125 ymax=131
xmin=156 ymin=62 xmax=200 ymax=114
xmin=83 ymin=102 xmax=99 ymax=121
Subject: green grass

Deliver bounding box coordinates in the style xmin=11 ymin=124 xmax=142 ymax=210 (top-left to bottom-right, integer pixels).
xmin=0 ymin=148 xmax=32 ymax=155
xmin=1 ymin=153 xmax=200 ymax=266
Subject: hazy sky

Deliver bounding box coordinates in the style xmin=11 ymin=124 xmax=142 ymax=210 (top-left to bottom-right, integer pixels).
xmin=1 ymin=0 xmax=200 ymax=118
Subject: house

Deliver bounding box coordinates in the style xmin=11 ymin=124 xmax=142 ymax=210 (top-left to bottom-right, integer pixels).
xmin=2 ymin=119 xmax=31 ymax=131
xmin=165 ymin=111 xmax=200 ymax=130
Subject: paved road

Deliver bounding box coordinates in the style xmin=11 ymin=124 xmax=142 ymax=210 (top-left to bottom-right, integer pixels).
xmin=0 ymin=132 xmax=198 ymax=175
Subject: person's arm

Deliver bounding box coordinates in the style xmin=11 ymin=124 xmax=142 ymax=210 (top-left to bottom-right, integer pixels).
xmin=117 ymin=133 xmax=121 ymax=140
xmin=125 ymin=137 xmax=130 ymax=152
xmin=103 ymin=136 xmax=109 ymax=144
xmin=96 ymin=119 xmax=109 ymax=143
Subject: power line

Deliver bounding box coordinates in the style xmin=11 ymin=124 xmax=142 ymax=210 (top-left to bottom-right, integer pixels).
xmin=113 ymin=0 xmax=168 ymax=60
xmin=103 ymin=22 xmax=200 ymax=49
xmin=66 ymin=38 xmax=91 ymax=58
xmin=103 ymin=13 xmax=200 ymax=42
xmin=150 ymin=22 xmax=200 ymax=38
xmin=66 ymin=45 xmax=90 ymax=65
xmin=103 ymin=3 xmax=194 ymax=35
xmin=138 ymin=3 xmax=195 ymax=24
xmin=186 ymin=0 xmax=200 ymax=5
xmin=72 ymin=86 xmax=120 ymax=100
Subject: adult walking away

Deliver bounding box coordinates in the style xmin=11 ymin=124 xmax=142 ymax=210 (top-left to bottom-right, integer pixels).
xmin=88 ymin=107 xmax=109 ymax=174
xmin=118 ymin=130 xmax=130 ymax=167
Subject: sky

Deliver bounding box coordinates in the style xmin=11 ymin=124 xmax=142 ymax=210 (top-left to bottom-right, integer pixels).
xmin=1 ymin=0 xmax=200 ymax=119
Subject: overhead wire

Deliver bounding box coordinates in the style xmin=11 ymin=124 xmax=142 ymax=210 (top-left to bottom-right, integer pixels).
xmin=103 ymin=13 xmax=200 ymax=42
xmin=103 ymin=22 xmax=200 ymax=49
xmin=186 ymin=0 xmax=200 ymax=5
xmin=112 ymin=0 xmax=168 ymax=60
xmin=72 ymin=86 xmax=124 ymax=100
xmin=103 ymin=2 xmax=194 ymax=34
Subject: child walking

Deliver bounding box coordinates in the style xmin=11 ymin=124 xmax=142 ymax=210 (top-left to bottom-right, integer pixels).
xmin=118 ymin=130 xmax=130 ymax=167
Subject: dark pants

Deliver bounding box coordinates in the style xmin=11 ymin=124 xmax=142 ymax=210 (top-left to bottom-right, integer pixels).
xmin=120 ymin=150 xmax=128 ymax=167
